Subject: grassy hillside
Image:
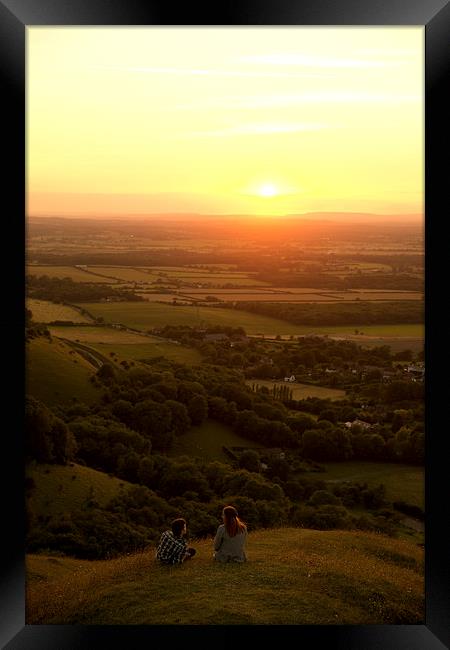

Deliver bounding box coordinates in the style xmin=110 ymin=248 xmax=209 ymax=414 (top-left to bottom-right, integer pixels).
xmin=26 ymin=463 xmax=133 ymax=518
xmin=26 ymin=337 xmax=99 ymax=406
xmin=27 ymin=299 xmax=93 ymax=323
xmin=49 ymin=325 xmax=203 ymax=365
xmin=167 ymin=419 xmax=266 ymax=462
xmin=26 ymin=527 xmax=424 ymax=625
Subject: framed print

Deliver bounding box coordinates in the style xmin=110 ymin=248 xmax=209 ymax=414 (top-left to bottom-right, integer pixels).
xmin=1 ymin=0 xmax=449 ymax=648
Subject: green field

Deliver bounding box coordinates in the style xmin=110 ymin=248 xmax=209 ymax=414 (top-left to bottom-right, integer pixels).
xmin=26 ymin=463 xmax=132 ymax=518
xmin=320 ymin=461 xmax=424 ymax=509
xmin=76 ymin=302 xmax=424 ymax=341
xmin=26 ymin=337 xmax=99 ymax=406
xmin=27 ymin=528 xmax=423 ymax=625
xmin=91 ymin=341 xmax=202 ymax=365
xmin=26 ymin=265 xmax=117 ymax=283
xmin=49 ymin=326 xmax=203 ymax=365
xmin=168 ymin=419 xmax=266 ymax=462
xmin=247 ymin=380 xmax=346 ymax=401
xmin=89 ymin=267 xmax=159 ymax=282
xmin=73 ymin=302 xmax=337 ymax=336
xmin=27 ymin=299 xmax=93 ymax=324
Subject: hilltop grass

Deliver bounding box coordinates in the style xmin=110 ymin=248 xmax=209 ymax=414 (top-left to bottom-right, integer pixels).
xmin=321 ymin=461 xmax=424 ymax=509
xmin=167 ymin=419 xmax=266 ymax=462
xmin=26 ymin=463 xmax=133 ymax=518
xmin=26 ymin=337 xmax=99 ymax=406
xmin=26 ymin=527 xmax=424 ymax=625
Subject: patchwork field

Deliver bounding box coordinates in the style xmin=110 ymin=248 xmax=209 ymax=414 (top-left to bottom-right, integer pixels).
xmin=136 ymin=293 xmax=191 ymax=302
xmin=181 ymin=292 xmax=340 ymax=302
xmin=180 ymin=289 xmax=423 ymax=303
xmin=26 ymin=463 xmax=132 ymax=519
xmin=321 ymin=461 xmax=424 ymax=510
xmin=75 ymin=303 xmax=425 ymax=346
xmin=76 ymin=302 xmax=316 ymax=335
xmin=167 ymin=419 xmax=266 ymax=462
xmin=27 ymin=299 xmax=94 ymax=323
xmin=49 ymin=325 xmax=203 ymax=365
xmin=26 ymin=265 xmax=117 ymax=283
xmin=87 ymin=267 xmax=159 ymax=282
xmin=246 ymin=380 xmax=346 ymax=401
xmin=26 ymin=337 xmax=99 ymax=406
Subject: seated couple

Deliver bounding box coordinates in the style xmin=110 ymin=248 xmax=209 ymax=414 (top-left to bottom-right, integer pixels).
xmin=156 ymin=505 xmax=247 ymax=565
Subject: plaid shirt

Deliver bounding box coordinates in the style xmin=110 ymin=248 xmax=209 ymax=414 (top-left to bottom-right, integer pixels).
xmin=156 ymin=530 xmax=187 ymax=565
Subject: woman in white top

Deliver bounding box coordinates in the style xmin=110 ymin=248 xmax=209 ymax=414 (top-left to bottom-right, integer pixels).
xmin=213 ymin=505 xmax=247 ymax=563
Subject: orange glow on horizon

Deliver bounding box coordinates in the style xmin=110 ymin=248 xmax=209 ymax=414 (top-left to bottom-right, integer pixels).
xmin=27 ymin=27 xmax=424 ymax=218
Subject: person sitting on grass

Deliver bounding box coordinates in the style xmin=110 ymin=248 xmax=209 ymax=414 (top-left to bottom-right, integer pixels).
xmin=213 ymin=505 xmax=247 ymax=563
xmin=156 ymin=518 xmax=196 ymax=565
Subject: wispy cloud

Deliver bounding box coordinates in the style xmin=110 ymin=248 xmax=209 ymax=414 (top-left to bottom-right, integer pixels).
xmin=92 ymin=65 xmax=330 ymax=79
xmin=188 ymin=122 xmax=329 ymax=138
xmin=177 ymin=91 xmax=420 ymax=111
xmin=241 ymin=53 xmax=403 ymax=68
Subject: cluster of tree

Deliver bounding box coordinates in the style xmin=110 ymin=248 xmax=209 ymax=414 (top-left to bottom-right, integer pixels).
xmin=25 ymin=343 xmax=424 ymax=558
xmin=25 ymin=396 xmax=77 ymax=464
xmin=232 ymin=301 xmax=423 ymax=326
xmin=252 ymin=271 xmax=422 ymax=291
xmin=152 ymin=324 xmax=246 ymax=344
xmin=164 ymin=332 xmax=420 ymax=391
xmin=26 ymin=450 xmax=398 ymax=559
xmin=98 ymin=359 xmax=424 ymax=464
xmin=26 ymin=275 xmax=143 ymax=304
xmin=25 ymin=308 xmax=50 ymax=340
xmin=30 ymin=250 xmax=235 ymax=267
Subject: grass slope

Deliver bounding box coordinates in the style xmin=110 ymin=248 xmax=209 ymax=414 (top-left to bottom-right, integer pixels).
xmin=167 ymin=419 xmax=266 ymax=462
xmin=26 ymin=528 xmax=424 ymax=625
xmin=49 ymin=325 xmax=203 ymax=365
xmin=26 ymin=337 xmax=99 ymax=406
xmin=26 ymin=463 xmax=133 ymax=518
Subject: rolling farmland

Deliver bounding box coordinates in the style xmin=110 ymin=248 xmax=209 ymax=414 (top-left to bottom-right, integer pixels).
xmin=27 ymin=265 xmax=117 ymax=283
xmin=49 ymin=325 xmax=203 ymax=365
xmin=76 ymin=301 xmax=316 ymax=335
xmin=76 ymin=301 xmax=424 ymax=343
xmin=27 ymin=299 xmax=94 ymax=323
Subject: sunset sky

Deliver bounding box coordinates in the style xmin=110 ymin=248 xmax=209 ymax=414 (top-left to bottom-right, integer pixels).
xmin=27 ymin=27 xmax=423 ymax=218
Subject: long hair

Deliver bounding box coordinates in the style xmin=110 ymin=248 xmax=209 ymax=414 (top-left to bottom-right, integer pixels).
xmin=222 ymin=505 xmax=246 ymax=537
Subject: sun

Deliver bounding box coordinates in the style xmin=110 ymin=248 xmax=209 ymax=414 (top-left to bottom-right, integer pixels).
xmin=258 ymin=183 xmax=278 ymax=197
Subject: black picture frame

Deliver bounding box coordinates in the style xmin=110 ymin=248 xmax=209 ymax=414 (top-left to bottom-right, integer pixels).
xmin=1 ymin=1 xmax=449 ymax=648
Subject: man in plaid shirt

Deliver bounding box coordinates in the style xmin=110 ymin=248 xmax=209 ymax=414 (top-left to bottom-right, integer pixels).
xmin=156 ymin=518 xmax=196 ymax=565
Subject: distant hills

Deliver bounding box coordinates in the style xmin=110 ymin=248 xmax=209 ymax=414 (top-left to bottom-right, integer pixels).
xmin=28 ymin=211 xmax=423 ymax=224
